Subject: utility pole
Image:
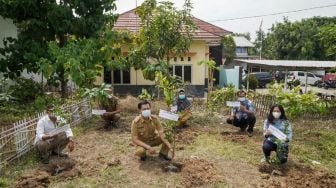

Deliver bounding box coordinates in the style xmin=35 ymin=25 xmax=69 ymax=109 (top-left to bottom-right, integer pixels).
xmin=259 ymin=19 xmax=263 ymax=60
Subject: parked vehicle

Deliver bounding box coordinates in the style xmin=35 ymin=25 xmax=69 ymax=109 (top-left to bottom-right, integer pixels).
xmin=288 ymin=71 xmax=321 ymax=85
xmin=317 ymin=79 xmax=336 ymax=89
xmin=249 ymin=72 xmax=272 ymax=88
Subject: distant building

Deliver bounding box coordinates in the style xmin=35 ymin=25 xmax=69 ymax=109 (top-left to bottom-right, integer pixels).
xmin=97 ymin=9 xmax=231 ymax=97
xmin=232 ymin=36 xmax=254 ymax=59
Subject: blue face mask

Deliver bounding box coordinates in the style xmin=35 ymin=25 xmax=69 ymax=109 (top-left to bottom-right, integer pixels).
xmin=238 ymin=97 xmax=245 ymax=102
xmin=141 ymin=109 xmax=151 ymax=118
xmin=179 ymin=95 xmax=186 ymax=99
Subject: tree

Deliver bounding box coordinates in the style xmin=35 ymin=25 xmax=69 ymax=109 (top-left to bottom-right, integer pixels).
xmin=252 ymin=28 xmax=266 ymax=57
xmin=130 ymin=0 xmax=196 ymax=80
xmin=262 ymin=17 xmax=336 ymax=60
xmin=318 ymin=25 xmax=336 ymax=59
xmin=198 ymin=60 xmax=218 ymax=97
xmin=0 ymin=0 xmax=118 ymax=97
xmin=222 ymin=35 xmax=236 ymax=64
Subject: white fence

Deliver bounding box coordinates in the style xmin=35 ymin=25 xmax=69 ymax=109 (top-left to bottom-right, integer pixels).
xmin=0 ymin=99 xmax=91 ymax=166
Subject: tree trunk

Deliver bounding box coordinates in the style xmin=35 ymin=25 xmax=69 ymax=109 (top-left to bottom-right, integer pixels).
xmin=59 ymin=70 xmax=68 ymax=98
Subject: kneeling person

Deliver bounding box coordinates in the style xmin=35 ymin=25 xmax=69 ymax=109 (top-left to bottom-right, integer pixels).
xmin=34 ymin=105 xmax=74 ymax=164
xmin=226 ymin=90 xmax=256 ymax=136
xmin=174 ymin=89 xmax=192 ymax=127
xmin=131 ymin=101 xmax=173 ymax=161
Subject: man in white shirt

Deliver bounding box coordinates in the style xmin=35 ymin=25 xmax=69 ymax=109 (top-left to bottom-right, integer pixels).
xmin=34 ymin=105 xmax=74 ymax=164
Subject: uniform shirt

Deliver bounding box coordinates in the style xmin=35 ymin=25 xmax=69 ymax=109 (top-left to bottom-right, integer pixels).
xmin=232 ymin=99 xmax=255 ymax=120
xmin=174 ymin=98 xmax=192 ymax=112
xmin=34 ymin=115 xmax=73 ymax=144
xmin=131 ymin=115 xmax=163 ymax=142
xmin=102 ymin=95 xmax=118 ymax=112
xmin=263 ymin=119 xmax=293 ymax=142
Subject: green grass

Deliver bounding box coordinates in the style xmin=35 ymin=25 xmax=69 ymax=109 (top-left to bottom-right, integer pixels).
xmin=181 ymin=134 xmax=260 ymax=164
xmin=291 ymin=128 xmax=336 ymax=173
xmin=0 ymin=151 xmax=39 ymax=186
xmin=50 ymin=165 xmax=130 ymax=188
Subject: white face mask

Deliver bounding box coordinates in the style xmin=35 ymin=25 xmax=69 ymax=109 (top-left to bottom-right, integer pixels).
xmin=238 ymin=97 xmax=245 ymax=102
xmin=272 ymin=112 xmax=281 ymax=119
xmin=141 ymin=109 xmax=151 ymax=118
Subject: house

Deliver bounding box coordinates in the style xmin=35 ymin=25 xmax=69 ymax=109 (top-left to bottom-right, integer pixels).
xmin=98 ymin=9 xmax=231 ymax=97
xmin=232 ymin=36 xmax=254 ymax=59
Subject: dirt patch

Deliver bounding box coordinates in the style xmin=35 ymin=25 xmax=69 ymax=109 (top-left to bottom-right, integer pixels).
xmin=175 ymin=128 xmax=201 ymax=146
xmin=258 ymin=162 xmax=336 ymax=188
xmin=182 ymin=158 xmax=223 ymax=188
xmin=221 ymin=131 xmax=248 ymax=143
xmin=15 ymin=170 xmax=50 ymax=188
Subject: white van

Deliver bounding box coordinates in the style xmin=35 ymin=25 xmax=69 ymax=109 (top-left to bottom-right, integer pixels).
xmin=288 ymin=71 xmax=321 ymax=85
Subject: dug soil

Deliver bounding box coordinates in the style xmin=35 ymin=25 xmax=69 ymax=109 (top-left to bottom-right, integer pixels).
xmin=13 ymin=110 xmax=336 ymax=188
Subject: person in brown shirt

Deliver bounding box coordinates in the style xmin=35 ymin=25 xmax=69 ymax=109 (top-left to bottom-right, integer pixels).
xmin=131 ymin=100 xmax=174 ymax=161
xmin=101 ymin=88 xmax=120 ymax=129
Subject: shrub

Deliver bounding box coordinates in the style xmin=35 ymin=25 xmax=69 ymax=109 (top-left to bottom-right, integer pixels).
xmin=243 ymin=75 xmax=258 ymax=90
xmin=208 ymin=85 xmax=236 ymax=112
xmin=9 ymin=77 xmax=43 ymax=102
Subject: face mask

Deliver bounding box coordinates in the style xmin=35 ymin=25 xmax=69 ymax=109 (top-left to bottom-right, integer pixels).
xmin=238 ymin=97 xmax=245 ymax=102
xmin=272 ymin=112 xmax=281 ymax=119
xmin=141 ymin=109 xmax=151 ymax=118
xmin=179 ymin=95 xmax=186 ymax=99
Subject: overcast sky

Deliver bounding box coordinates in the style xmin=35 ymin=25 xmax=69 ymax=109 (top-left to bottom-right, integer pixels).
xmin=114 ymin=0 xmax=336 ymax=41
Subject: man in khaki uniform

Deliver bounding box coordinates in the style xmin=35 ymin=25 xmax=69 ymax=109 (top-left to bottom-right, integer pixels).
xmin=131 ymin=100 xmax=174 ymax=161
xmin=102 ymin=88 xmax=120 ymax=129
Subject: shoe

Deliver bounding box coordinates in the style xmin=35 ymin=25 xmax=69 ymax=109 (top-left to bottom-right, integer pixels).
xmin=260 ymin=156 xmax=270 ymax=163
xmin=52 ymin=151 xmax=68 ymax=157
xmin=159 ymin=153 xmax=172 ymax=161
xmin=247 ymin=130 xmax=253 ymax=137
xmin=140 ymin=156 xmax=147 ymax=161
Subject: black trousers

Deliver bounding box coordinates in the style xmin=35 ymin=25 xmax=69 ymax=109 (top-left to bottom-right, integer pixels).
xmin=262 ymin=139 xmax=289 ymax=164
xmin=226 ymin=116 xmax=256 ymax=132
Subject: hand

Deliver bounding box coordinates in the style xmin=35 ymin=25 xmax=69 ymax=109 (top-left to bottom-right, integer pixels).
xmin=265 ymin=130 xmax=272 ymax=136
xmin=68 ymin=140 xmax=75 ymax=152
xmin=169 ymin=148 xmax=175 ymax=159
xmin=240 ymin=105 xmax=247 ymax=112
xmin=148 ymin=147 xmax=156 ymax=154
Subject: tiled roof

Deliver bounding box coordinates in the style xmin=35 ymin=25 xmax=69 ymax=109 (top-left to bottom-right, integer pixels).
xmin=114 ymin=9 xmax=231 ymax=40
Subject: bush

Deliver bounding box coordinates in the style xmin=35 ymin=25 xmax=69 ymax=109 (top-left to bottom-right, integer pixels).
xmin=208 ymin=85 xmax=236 ymax=112
xmin=243 ymin=75 xmax=258 ymax=90
xmin=9 ymin=77 xmax=43 ymax=102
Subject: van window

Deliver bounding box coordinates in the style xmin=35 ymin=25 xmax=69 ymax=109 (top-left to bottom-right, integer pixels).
xmin=308 ymin=73 xmax=314 ymax=77
xmin=298 ymin=72 xmax=304 ymax=76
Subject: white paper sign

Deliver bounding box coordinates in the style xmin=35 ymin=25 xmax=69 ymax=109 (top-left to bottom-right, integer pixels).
xmin=159 ymin=109 xmax=179 ymax=121
xmin=92 ymin=109 xmax=106 ymax=115
xmin=226 ymin=101 xmax=241 ymax=107
xmin=268 ymin=125 xmax=287 ymax=141
xmin=48 ymin=124 xmax=70 ymax=136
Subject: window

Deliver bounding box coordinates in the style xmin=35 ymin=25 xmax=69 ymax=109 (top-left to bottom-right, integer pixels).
xmin=188 ymin=57 xmax=191 ymax=61
xmin=174 ymin=57 xmax=177 ymax=62
xmin=104 ymin=67 xmax=112 ymax=84
xmin=298 ymin=72 xmax=304 ymax=76
xmin=308 ymin=73 xmax=314 ymax=78
xmin=236 ymin=47 xmax=247 ymax=54
xmin=112 ymin=69 xmax=130 ymax=84
xmin=171 ymin=65 xmax=192 ymax=82
xmin=181 ymin=57 xmax=184 ymax=61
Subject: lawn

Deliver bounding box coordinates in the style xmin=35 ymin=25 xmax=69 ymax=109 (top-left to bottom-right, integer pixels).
xmin=1 ymin=99 xmax=336 ymax=188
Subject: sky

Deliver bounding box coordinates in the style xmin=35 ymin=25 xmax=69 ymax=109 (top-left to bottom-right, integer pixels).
xmin=114 ymin=0 xmax=336 ymax=41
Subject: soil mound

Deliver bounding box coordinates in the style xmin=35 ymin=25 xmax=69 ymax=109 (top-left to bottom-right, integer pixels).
xmin=258 ymin=162 xmax=336 ymax=187
xmin=182 ymin=158 xmax=223 ymax=187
